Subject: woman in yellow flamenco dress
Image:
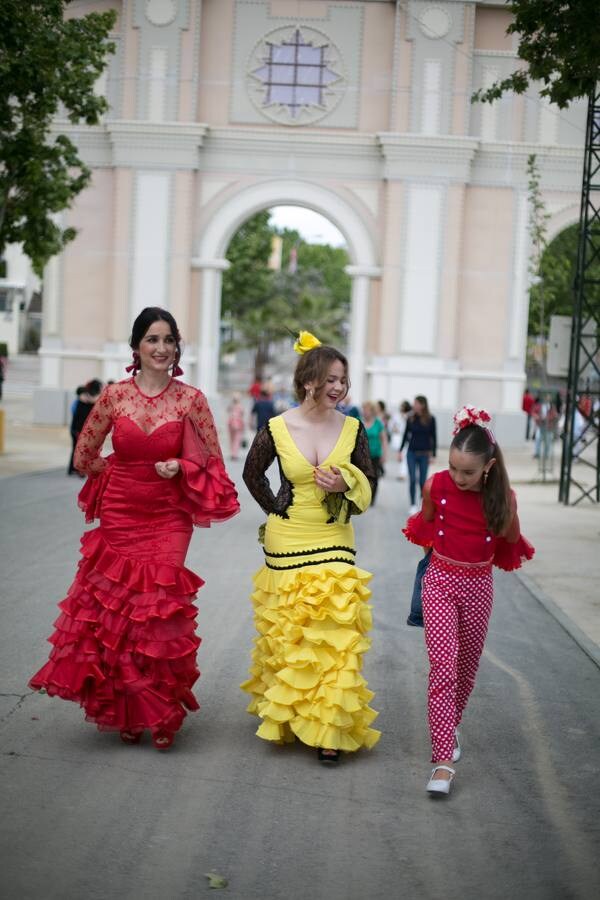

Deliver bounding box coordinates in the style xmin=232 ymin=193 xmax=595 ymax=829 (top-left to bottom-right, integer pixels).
xmin=241 ymin=334 xmax=381 ymax=763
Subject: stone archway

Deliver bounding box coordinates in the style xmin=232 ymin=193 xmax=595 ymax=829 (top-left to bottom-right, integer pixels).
xmin=191 ymin=179 xmax=380 ymax=399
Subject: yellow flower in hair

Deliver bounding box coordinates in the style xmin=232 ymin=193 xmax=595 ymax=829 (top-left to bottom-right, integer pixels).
xmin=293 ymin=330 xmax=322 ymax=355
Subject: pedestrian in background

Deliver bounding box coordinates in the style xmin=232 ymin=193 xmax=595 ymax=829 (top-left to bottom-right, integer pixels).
xmin=251 ymin=387 xmax=276 ymax=431
xmin=361 ymin=400 xmax=387 ymax=505
xmin=67 ymin=379 xmax=103 ymax=476
xmin=227 ymin=392 xmax=246 ymax=460
xmin=522 ymin=387 xmax=535 ymax=440
xmin=390 ymin=400 xmax=412 ymax=480
xmin=339 ymin=395 xmax=361 ymax=418
xmin=375 ymin=400 xmax=391 ymax=439
xmin=399 ymin=395 xmax=437 ymax=513
xmin=403 ymin=405 xmax=534 ymax=796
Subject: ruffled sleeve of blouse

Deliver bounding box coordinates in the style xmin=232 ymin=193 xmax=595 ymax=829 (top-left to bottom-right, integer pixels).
xmin=402 ymin=512 xmax=435 ymax=548
xmin=75 ymin=386 xmax=116 ymax=523
xmin=178 ymin=391 xmax=240 ymax=527
xmin=402 ymin=475 xmax=435 ymax=548
xmin=493 ymin=491 xmax=535 ymax=571
xmin=321 ymin=422 xmax=374 ymax=524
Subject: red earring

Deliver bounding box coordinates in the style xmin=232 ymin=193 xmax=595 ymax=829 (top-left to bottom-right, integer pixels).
xmin=125 ymin=351 xmax=140 ymax=373
xmin=171 ymin=352 xmax=183 ymax=377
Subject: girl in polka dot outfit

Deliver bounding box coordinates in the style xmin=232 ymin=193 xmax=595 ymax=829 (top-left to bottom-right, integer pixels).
xmin=403 ymin=406 xmax=534 ymax=796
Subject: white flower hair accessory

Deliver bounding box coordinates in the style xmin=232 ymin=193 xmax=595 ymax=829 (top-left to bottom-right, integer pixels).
xmin=452 ymin=405 xmax=495 ymax=443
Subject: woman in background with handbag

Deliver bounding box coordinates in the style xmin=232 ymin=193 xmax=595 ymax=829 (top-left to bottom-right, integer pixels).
xmin=30 ymin=307 xmax=239 ymax=750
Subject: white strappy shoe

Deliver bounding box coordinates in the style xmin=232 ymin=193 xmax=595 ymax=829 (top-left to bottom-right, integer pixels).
xmin=426 ymin=765 xmax=455 ymax=796
xmin=452 ymin=729 xmax=461 ymax=763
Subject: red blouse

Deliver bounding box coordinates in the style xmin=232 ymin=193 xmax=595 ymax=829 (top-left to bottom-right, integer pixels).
xmin=74 ymin=377 xmax=240 ymax=527
xmin=403 ymin=469 xmax=534 ymax=571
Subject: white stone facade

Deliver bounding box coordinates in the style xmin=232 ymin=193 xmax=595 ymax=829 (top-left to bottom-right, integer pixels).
xmin=32 ymin=0 xmax=586 ymax=443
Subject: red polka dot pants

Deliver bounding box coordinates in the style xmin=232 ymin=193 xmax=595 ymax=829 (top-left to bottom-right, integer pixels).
xmin=422 ymin=557 xmax=493 ymax=763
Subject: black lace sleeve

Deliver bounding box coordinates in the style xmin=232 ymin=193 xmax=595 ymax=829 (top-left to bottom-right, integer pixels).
xmin=351 ymin=422 xmax=377 ymax=495
xmin=242 ymin=425 xmax=292 ymax=517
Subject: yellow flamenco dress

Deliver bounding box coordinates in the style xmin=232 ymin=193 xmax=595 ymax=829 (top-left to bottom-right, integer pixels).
xmin=241 ymin=414 xmax=381 ymax=752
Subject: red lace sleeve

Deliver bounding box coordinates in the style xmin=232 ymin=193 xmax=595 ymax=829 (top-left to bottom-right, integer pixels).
xmin=177 ymin=391 xmax=240 ymax=527
xmin=74 ymin=387 xmax=114 ymax=476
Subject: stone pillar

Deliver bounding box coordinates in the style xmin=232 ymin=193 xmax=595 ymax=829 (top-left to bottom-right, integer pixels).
xmin=35 ymin=217 xmax=68 ymax=422
xmin=345 ymin=265 xmax=381 ymax=405
xmin=192 ymin=257 xmax=230 ymax=397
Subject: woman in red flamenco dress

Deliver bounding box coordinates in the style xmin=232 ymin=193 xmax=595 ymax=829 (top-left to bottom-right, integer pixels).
xmin=29 ymin=307 xmax=240 ymax=749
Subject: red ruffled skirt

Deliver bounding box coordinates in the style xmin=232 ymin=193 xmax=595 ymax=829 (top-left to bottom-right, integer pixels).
xmin=29 ymin=462 xmax=204 ymax=736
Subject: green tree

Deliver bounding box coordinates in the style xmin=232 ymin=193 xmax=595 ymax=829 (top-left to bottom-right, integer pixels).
xmin=472 ymin=0 xmax=600 ymax=108
xmin=268 ymin=268 xmax=349 ymax=345
xmin=526 ymin=154 xmax=550 ymax=381
xmin=297 ymin=242 xmax=351 ymax=310
xmin=222 ymin=212 xmax=351 ymax=374
xmin=0 ymin=1 xmax=117 ymax=275
xmin=530 ymin=224 xmax=600 ymax=333
xmin=221 ymin=210 xmax=274 ymax=321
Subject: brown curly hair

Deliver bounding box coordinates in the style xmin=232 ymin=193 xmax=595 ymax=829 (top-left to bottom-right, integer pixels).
xmin=293 ymin=345 xmax=350 ymax=404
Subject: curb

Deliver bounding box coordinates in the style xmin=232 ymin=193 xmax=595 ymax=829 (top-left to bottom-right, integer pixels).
xmin=515 ymin=570 xmax=600 ymax=670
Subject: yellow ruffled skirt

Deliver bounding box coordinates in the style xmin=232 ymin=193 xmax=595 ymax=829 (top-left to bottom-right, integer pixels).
xmin=241 ymin=561 xmax=381 ymax=751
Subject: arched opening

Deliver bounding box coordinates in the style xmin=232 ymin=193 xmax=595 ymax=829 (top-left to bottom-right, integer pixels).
xmin=527 ymin=221 xmax=591 ymax=388
xmin=219 ymin=205 xmax=351 ymax=396
xmin=192 ymin=180 xmax=380 ymax=401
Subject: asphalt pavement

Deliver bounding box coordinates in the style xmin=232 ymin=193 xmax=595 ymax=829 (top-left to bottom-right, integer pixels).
xmin=1 ymin=460 xmax=600 ymax=900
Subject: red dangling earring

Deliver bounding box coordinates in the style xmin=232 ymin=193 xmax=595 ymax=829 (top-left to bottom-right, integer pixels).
xmin=171 ymin=353 xmax=183 ymax=377
xmin=125 ymin=351 xmax=140 ymax=374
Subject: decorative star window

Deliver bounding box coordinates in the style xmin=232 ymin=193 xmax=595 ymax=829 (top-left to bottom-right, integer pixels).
xmin=248 ymin=27 xmax=345 ymax=126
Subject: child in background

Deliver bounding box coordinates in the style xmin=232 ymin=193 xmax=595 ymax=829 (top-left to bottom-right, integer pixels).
xmin=403 ymin=406 xmax=534 ymax=797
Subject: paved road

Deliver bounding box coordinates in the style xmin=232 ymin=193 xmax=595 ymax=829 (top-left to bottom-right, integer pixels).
xmin=1 ymin=465 xmax=599 ymax=900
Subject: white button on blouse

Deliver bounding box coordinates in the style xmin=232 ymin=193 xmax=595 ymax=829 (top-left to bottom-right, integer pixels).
xmin=438 ymin=530 xmax=444 ymax=536
xmin=441 ymin=499 xmax=447 ymax=505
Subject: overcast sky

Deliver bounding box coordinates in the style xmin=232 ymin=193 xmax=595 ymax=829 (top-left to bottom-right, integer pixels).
xmin=268 ymin=205 xmax=346 ymax=247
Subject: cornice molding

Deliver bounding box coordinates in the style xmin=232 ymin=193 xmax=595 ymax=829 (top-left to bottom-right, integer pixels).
xmin=473 ymin=49 xmax=518 ymax=59
xmin=472 ymin=140 xmax=584 ymax=190
xmin=205 ymin=126 xmax=376 ymax=155
xmin=109 ymin=120 xmax=208 ymax=168
xmin=377 ymin=132 xmax=479 ymax=181
xmin=48 ymin=120 xmax=584 ymax=189
xmin=201 ymin=127 xmax=380 ymax=179
xmin=50 ymin=119 xmax=209 ymax=169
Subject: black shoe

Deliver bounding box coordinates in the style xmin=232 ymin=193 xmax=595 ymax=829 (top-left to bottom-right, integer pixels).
xmin=318 ymin=748 xmax=340 ymax=765
xmin=406 ymin=616 xmax=424 ymax=628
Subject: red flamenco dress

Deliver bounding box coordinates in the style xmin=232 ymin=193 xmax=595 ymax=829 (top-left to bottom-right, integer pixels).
xmin=29 ymin=377 xmax=239 ymax=740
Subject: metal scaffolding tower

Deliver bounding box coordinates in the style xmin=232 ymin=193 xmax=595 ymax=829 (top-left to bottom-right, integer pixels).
xmin=559 ymin=88 xmax=600 ymax=505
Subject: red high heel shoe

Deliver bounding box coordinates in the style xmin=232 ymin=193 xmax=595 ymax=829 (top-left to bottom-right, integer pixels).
xmin=120 ymin=730 xmax=142 ymax=745
xmin=152 ymin=731 xmax=175 ymax=751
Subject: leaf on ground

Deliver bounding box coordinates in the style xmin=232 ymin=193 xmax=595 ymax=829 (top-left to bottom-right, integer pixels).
xmin=204 ymin=872 xmax=228 ymax=889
